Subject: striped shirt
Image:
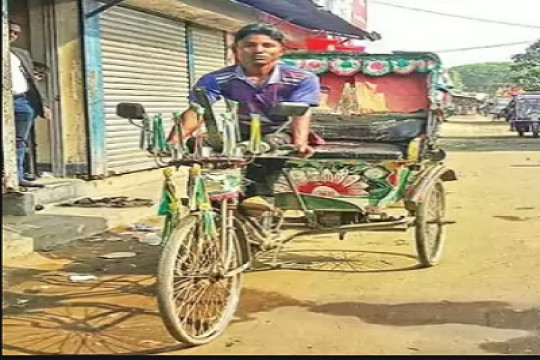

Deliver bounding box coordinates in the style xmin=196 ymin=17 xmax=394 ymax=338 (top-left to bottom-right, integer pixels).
xmin=188 ymin=63 xmax=320 ymax=127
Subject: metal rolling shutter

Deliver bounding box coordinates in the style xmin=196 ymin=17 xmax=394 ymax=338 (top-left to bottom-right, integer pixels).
xmin=100 ymin=6 xmax=189 ymax=174
xmin=191 ymin=26 xmax=228 ymax=124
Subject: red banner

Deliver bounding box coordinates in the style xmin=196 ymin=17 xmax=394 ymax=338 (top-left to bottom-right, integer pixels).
xmin=258 ymin=13 xmax=319 ymax=49
xmin=352 ymin=0 xmax=368 ymax=30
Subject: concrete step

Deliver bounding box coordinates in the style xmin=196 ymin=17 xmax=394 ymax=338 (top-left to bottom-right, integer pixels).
xmin=24 ymin=178 xmax=88 ymax=206
xmin=3 ymin=213 xmax=108 ymax=255
xmin=1 ymin=167 xmax=187 ymax=258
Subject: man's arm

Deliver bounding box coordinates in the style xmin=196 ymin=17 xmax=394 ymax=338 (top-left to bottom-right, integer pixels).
xmin=168 ymin=74 xmax=222 ymax=143
xmin=288 ymin=74 xmax=321 ymax=155
xmin=291 ymin=109 xmax=312 ymax=147
xmin=180 ymin=108 xmax=202 ymax=139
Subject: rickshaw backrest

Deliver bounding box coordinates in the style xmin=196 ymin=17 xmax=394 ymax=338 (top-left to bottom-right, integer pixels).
xmin=311 ymin=112 xmax=428 ymax=144
xmin=280 ymin=52 xmax=444 ymax=145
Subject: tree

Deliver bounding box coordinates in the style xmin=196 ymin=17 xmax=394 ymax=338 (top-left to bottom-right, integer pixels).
xmin=509 ymin=39 xmax=540 ymax=92
xmin=449 ymin=62 xmax=513 ymax=94
xmin=448 ymin=69 xmax=464 ymax=90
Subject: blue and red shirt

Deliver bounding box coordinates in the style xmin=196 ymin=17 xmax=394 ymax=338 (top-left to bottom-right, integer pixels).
xmin=188 ymin=63 xmax=321 ymax=130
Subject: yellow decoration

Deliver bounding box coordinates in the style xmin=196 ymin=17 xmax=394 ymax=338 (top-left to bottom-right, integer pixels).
xmin=355 ymin=82 xmax=390 ymax=114
xmin=249 ymin=114 xmax=262 ymax=154
xmin=407 ymin=137 xmax=423 ymax=161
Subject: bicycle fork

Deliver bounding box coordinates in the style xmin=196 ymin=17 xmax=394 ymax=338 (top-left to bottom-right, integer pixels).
xmin=221 ymin=198 xmax=250 ymax=278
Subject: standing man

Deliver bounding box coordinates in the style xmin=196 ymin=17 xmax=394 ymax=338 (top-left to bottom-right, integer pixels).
xmin=172 ymin=23 xmax=321 ymax=198
xmin=9 ymin=21 xmax=51 ymax=188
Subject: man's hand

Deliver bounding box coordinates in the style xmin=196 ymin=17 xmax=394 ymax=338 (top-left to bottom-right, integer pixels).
xmin=295 ymin=143 xmax=314 ymax=158
xmin=43 ymin=107 xmax=52 ymax=120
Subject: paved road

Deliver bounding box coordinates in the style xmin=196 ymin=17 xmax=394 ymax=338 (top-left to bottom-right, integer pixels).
xmin=3 ymin=116 xmax=540 ymax=355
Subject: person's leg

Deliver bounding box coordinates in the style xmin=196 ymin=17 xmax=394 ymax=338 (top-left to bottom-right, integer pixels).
xmin=242 ymin=127 xmax=289 ymax=199
xmin=13 ymin=97 xmax=35 ymax=182
xmin=244 ymin=158 xmax=286 ymax=198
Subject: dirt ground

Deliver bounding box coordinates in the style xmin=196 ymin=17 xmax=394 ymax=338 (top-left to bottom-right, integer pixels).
xmin=3 ymin=115 xmax=540 ymax=355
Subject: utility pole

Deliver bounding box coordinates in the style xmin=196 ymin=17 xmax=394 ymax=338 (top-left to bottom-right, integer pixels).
xmin=2 ymin=1 xmax=19 ymax=193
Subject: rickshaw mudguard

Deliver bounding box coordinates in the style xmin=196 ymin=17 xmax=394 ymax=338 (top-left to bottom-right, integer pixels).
xmin=404 ymin=164 xmax=457 ymax=210
xmin=274 ymin=192 xmax=365 ymax=211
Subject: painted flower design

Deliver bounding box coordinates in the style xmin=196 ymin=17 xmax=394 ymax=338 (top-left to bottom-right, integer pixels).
xmin=425 ymin=60 xmax=438 ymax=71
xmin=305 ymin=59 xmax=328 ymax=74
xmin=288 ymin=167 xmax=369 ymax=197
xmin=363 ymin=60 xmax=391 ymax=76
xmin=412 ymin=60 xmax=428 ymax=72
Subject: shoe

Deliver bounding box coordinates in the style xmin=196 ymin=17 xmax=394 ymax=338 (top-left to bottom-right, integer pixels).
xmin=19 ymin=179 xmax=45 ymax=188
xmin=239 ymin=196 xmax=276 ymax=217
xmin=23 ymin=173 xmax=38 ymax=181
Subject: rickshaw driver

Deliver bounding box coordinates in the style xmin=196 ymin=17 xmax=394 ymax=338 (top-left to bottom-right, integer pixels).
xmin=168 ymin=23 xmax=322 ymax=201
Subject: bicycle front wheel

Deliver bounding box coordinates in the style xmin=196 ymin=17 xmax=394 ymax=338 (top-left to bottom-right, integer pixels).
xmin=157 ymin=212 xmax=243 ymax=345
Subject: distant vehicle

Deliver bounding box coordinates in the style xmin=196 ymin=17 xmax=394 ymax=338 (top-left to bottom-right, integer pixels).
xmin=508 ymin=94 xmax=540 ymax=138
xmin=488 ymin=97 xmax=511 ymax=119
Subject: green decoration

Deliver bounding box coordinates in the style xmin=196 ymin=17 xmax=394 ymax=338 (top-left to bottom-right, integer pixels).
xmin=329 ymin=58 xmax=362 ymax=76
xmin=391 ymin=59 xmax=417 ymax=74
xmin=152 ymin=114 xmax=170 ymax=152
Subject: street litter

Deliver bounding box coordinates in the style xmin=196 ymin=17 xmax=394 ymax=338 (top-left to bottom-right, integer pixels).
xmin=69 ymin=274 xmax=98 ymax=282
xmin=40 ymin=172 xmax=54 ymax=179
xmin=140 ymin=233 xmax=162 ymax=246
xmin=58 ymin=196 xmax=154 ymax=208
xmin=99 ymin=252 xmax=137 ymax=259
xmin=15 ymin=299 xmax=30 ymax=306
xmin=130 ymin=224 xmax=159 ymax=232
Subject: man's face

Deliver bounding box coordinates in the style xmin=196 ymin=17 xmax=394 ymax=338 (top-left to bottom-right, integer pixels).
xmin=34 ymin=70 xmax=46 ymax=82
xmin=234 ymin=34 xmax=284 ymax=68
xmin=9 ymin=24 xmax=21 ymax=43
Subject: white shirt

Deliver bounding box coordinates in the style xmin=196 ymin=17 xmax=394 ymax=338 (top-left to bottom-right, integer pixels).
xmin=10 ymin=52 xmax=29 ymax=95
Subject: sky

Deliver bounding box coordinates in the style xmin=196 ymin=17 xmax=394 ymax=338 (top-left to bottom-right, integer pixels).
xmin=362 ymin=0 xmax=540 ymax=67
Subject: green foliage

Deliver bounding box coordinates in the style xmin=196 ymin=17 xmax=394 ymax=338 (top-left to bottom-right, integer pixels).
xmin=509 ymin=39 xmax=540 ymax=92
xmin=449 ymin=62 xmax=513 ymax=94
xmin=448 ymin=70 xmax=464 ymax=90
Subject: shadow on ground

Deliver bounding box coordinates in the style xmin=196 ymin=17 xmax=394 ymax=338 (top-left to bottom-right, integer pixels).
xmin=3 ymin=233 xmax=539 ymax=355
xmin=2 ymin=233 xmax=424 ymax=355
xmin=237 ymin=290 xmax=540 ymax=355
xmin=2 ymin=234 xmax=185 ymax=355
xmin=252 ymin=248 xmax=421 ymax=273
xmin=439 ymin=136 xmax=540 ymax=152
xmin=308 ymin=300 xmax=540 ymax=355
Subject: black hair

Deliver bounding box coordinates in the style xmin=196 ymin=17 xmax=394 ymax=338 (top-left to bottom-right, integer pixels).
xmin=234 ymin=23 xmax=284 ymax=44
xmin=33 ymin=61 xmax=50 ymax=72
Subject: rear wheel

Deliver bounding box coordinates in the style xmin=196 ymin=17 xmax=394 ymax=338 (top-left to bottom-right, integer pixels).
xmin=532 ymin=125 xmax=539 ymax=138
xmin=415 ymin=181 xmax=446 ymax=267
xmin=518 ymin=130 xmax=525 ymax=137
xmin=157 ymin=211 xmax=243 ymax=346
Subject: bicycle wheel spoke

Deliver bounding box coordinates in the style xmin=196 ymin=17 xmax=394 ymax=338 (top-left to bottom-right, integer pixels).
xmin=158 ymin=212 xmax=242 ymax=344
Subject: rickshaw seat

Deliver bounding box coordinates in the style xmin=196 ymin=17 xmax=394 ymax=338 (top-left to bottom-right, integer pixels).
xmin=309 ymin=113 xmax=427 ymax=161
xmin=311 ymin=142 xmax=405 ymax=161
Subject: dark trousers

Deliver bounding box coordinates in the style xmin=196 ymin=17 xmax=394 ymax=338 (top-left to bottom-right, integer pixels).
xmin=239 ymin=125 xmax=288 ymax=198
xmin=244 ymin=158 xmax=286 ymax=198
xmin=186 ymin=130 xmax=288 ymax=198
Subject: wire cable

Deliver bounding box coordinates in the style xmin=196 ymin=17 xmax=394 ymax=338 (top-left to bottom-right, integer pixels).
xmin=434 ymin=40 xmax=537 ymax=53
xmin=372 ymin=1 xmax=540 ymax=29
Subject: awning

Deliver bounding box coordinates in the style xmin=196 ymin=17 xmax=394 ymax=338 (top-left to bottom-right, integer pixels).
xmin=232 ymin=0 xmax=381 ymax=40
xmin=85 ymin=0 xmax=127 ymax=18
xmin=84 ymin=0 xmax=261 ymax=32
